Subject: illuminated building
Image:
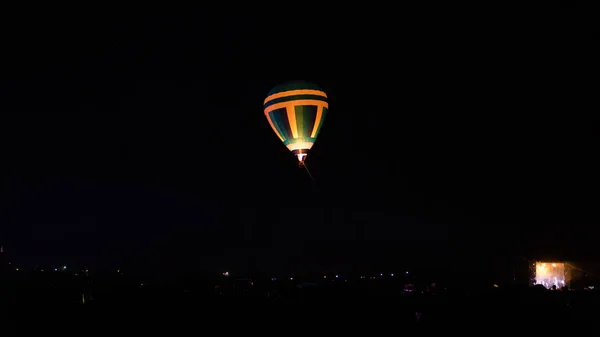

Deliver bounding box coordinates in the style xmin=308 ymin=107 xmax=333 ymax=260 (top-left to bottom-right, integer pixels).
xmin=533 ymin=262 xmax=568 ymax=289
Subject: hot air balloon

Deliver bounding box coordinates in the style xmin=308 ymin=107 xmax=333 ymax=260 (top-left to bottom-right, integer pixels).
xmin=263 ymin=81 xmax=329 ymax=168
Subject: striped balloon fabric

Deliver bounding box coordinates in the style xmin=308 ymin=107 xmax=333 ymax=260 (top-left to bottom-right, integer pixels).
xmin=263 ymin=81 xmax=328 ymax=164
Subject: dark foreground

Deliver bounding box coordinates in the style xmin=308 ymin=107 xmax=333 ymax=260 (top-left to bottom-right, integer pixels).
xmin=2 ymin=278 xmax=599 ymax=331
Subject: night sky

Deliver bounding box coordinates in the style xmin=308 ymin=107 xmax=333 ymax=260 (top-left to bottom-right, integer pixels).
xmin=1 ymin=3 xmax=597 ymax=278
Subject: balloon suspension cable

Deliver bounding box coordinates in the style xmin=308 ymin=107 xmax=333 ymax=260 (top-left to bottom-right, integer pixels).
xmin=301 ymin=161 xmax=316 ymax=183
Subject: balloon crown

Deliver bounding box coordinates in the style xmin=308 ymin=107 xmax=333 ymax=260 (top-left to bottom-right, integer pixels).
xmin=267 ymin=81 xmax=324 ymax=97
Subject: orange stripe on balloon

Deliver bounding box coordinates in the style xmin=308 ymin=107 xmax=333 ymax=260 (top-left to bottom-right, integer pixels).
xmin=311 ymin=105 xmax=324 ymax=138
xmin=264 ymin=89 xmax=327 ymax=105
xmin=286 ymin=105 xmax=298 ymax=138
xmin=264 ymin=100 xmax=328 ymax=115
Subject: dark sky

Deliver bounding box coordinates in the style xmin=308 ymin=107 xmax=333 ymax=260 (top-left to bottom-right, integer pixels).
xmin=0 ymin=2 xmax=597 ymax=277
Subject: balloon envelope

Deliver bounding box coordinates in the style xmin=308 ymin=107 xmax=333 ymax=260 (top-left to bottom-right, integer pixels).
xmin=263 ymin=81 xmax=328 ymax=163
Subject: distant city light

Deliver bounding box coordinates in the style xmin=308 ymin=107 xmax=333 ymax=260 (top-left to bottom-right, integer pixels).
xmin=335 ymin=275 xmax=339 ymax=278
xmin=391 ymin=273 xmax=394 ymax=277
xmin=223 ymin=272 xmax=229 ymax=276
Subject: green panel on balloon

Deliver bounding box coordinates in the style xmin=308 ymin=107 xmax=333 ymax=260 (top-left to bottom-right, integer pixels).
xmin=295 ymin=105 xmax=318 ymax=139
